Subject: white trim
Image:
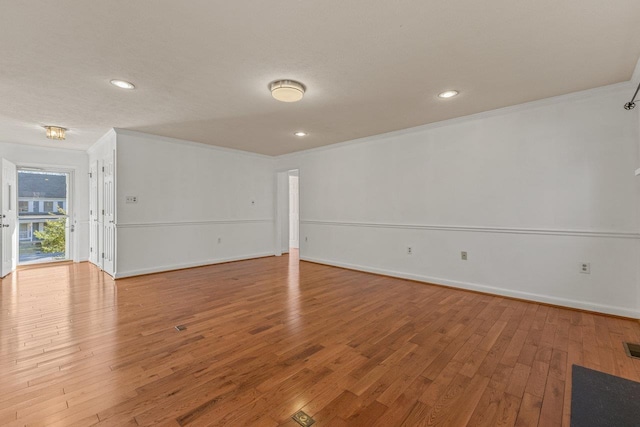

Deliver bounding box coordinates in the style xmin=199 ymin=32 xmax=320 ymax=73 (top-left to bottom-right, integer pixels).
xmin=277 ymin=82 xmax=633 ymax=160
xmin=114 ymin=252 xmax=274 ymax=279
xmin=113 ymin=129 xmax=274 ymax=160
xmin=116 ymin=219 xmax=273 ymax=228
xmin=301 ymin=220 xmax=640 ymax=239
xmin=87 ymin=129 xmax=116 ymax=155
xmin=300 ymin=256 xmax=640 ymax=319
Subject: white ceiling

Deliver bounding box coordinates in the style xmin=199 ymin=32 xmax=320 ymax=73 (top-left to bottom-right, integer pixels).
xmin=1 ymin=1 xmax=640 ymax=156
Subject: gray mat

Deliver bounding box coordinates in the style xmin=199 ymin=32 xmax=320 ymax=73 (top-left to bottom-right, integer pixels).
xmin=571 ymin=364 xmax=640 ymax=427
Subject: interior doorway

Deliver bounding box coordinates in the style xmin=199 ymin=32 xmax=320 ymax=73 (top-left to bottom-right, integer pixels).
xmin=288 ymin=170 xmax=299 ymax=251
xmin=275 ymin=168 xmax=300 ymax=257
xmin=17 ymin=168 xmax=72 ymax=265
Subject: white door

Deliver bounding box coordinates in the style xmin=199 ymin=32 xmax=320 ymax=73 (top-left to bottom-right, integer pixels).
xmin=102 ymin=154 xmax=115 ymax=276
xmin=89 ymin=161 xmax=99 ymax=266
xmin=289 ymin=175 xmax=299 ymax=249
xmin=1 ymin=159 xmax=17 ymax=277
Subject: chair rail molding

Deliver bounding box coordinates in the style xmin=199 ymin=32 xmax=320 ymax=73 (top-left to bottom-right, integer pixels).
xmin=300 ymin=220 xmax=640 ymax=239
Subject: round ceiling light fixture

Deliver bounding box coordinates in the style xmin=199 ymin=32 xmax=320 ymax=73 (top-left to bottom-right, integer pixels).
xmin=294 ymin=131 xmax=307 ymax=137
xmin=438 ymin=90 xmax=459 ymax=99
xmin=270 ymin=80 xmax=306 ymax=102
xmin=110 ymin=79 xmax=136 ymax=90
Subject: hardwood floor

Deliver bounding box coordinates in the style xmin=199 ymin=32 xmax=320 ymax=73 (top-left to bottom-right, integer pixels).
xmin=1 ymin=252 xmax=640 ymax=426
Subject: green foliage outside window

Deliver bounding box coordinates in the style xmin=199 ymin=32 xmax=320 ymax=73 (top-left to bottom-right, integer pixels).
xmin=33 ymin=208 xmax=66 ymax=253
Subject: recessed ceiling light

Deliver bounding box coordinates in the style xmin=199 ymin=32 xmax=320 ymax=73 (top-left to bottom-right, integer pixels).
xmin=270 ymin=80 xmax=306 ymax=102
xmin=438 ymin=90 xmax=459 ymax=99
xmin=110 ymin=79 xmax=135 ymax=90
xmin=294 ymin=131 xmax=307 ymax=137
xmin=44 ymin=126 xmax=66 ymax=140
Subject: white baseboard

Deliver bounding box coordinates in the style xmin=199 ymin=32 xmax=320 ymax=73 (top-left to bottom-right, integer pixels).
xmin=300 ymin=256 xmax=640 ymax=319
xmin=114 ymin=252 xmax=274 ymax=279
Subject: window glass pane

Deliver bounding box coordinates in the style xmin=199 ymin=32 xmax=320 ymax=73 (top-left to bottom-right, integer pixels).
xmin=18 ymin=170 xmax=68 ymax=264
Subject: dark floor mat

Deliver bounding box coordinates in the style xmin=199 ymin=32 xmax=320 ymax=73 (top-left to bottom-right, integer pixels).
xmin=571 ymin=364 xmax=640 ymax=427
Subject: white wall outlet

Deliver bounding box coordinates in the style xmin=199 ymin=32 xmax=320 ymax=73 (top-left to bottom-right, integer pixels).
xmin=461 ymin=251 xmax=468 ymax=260
xmin=407 ymin=247 xmax=412 ymax=255
xmin=125 ymin=196 xmax=138 ymax=203
xmin=580 ymin=262 xmax=590 ymax=274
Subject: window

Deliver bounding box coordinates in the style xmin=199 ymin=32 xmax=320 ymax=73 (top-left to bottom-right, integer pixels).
xmin=18 ymin=170 xmax=69 ymax=264
xmin=19 ymin=223 xmax=31 ymax=241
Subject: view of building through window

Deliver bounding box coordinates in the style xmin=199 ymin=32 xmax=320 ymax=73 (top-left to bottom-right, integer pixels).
xmin=17 ymin=170 xmax=69 ymax=264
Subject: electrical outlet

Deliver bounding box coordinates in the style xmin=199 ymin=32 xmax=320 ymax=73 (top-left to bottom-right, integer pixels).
xmin=125 ymin=196 xmax=138 ymax=203
xmin=580 ymin=262 xmax=590 ymax=274
xmin=407 ymin=247 xmax=412 ymax=255
xmin=461 ymin=251 xmax=468 ymax=261
xmin=217 ymin=237 xmax=221 ymax=244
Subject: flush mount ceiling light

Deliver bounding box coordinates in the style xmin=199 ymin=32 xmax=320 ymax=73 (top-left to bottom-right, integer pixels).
xmin=270 ymin=80 xmax=306 ymax=102
xmin=110 ymin=79 xmax=135 ymax=90
xmin=438 ymin=90 xmax=459 ymax=99
xmin=44 ymin=126 xmax=66 ymax=140
xmin=294 ymin=131 xmax=307 ymax=137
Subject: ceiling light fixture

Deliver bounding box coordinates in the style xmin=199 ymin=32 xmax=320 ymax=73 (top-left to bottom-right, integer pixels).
xmin=110 ymin=79 xmax=135 ymax=90
xmin=270 ymin=80 xmax=306 ymax=102
xmin=294 ymin=131 xmax=307 ymax=137
xmin=44 ymin=126 xmax=66 ymax=140
xmin=438 ymin=90 xmax=459 ymax=99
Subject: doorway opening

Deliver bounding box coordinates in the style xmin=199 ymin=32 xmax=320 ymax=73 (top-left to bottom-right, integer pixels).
xmin=288 ymin=169 xmax=299 ymax=253
xmin=17 ymin=169 xmax=72 ymax=265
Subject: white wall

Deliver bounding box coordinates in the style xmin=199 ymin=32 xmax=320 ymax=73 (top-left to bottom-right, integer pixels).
xmin=0 ymin=141 xmax=89 ymax=262
xmin=277 ymin=83 xmax=640 ymax=318
xmin=113 ymin=130 xmax=275 ymax=278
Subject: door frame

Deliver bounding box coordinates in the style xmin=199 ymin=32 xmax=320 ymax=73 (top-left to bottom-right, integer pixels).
xmin=274 ymin=167 xmax=301 ymax=257
xmin=1 ymin=159 xmax=17 ymax=277
xmin=288 ymin=171 xmax=299 ymax=249
xmin=89 ymin=160 xmax=99 ymax=267
xmin=15 ymin=163 xmax=78 ymax=264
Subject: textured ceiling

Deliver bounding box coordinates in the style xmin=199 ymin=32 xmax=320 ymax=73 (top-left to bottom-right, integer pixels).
xmin=1 ymin=1 xmax=640 ymax=155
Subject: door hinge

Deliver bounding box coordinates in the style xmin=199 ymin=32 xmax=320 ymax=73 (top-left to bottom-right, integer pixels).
xmin=90 ymin=209 xmax=92 ymax=216
xmin=102 ymin=166 xmax=105 ymax=172
xmin=102 ymin=209 xmax=105 ymax=215
xmin=89 ymin=172 xmax=93 ymax=178
xmin=102 ymin=253 xmax=104 ymax=258
xmin=90 ymin=247 xmax=93 ymax=252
